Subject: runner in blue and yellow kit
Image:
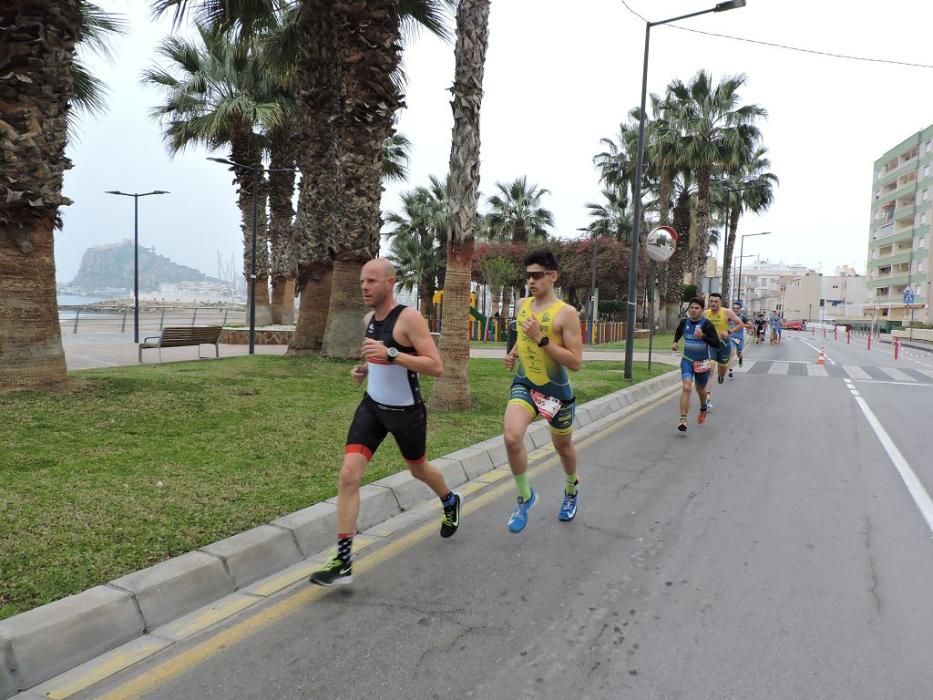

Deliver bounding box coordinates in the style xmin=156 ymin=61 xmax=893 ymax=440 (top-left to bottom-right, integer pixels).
xmin=672 ymin=297 xmax=723 ymax=432
xmin=503 ymin=250 xmax=583 ymax=533
xmin=702 ymin=292 xmax=746 ymax=407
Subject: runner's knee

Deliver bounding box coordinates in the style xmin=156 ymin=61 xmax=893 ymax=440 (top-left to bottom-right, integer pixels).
xmin=338 ymin=458 xmax=365 ymax=491
xmin=407 ymin=458 xmax=429 ymax=481
xmin=504 ymin=426 xmax=525 ymax=452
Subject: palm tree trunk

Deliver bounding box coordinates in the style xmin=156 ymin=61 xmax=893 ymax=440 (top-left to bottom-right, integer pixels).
xmin=289 ymin=262 xmax=332 ymax=354
xmin=663 ymin=190 xmax=692 ymax=329
xmin=656 ymin=168 xmax=674 ymax=329
xmin=693 ymin=170 xmax=712 ymax=296
xmin=721 ymin=201 xmax=740 ymax=305
xmin=0 ymin=215 xmax=68 ymax=387
xmin=0 ymin=1 xmax=82 ymax=388
xmin=269 ymin=128 xmax=297 ymax=324
xmin=321 ymin=0 xmax=403 ymax=359
xmin=419 ymin=274 xmax=435 ymax=318
xmin=290 ymin=0 xmax=340 ymax=354
xmin=230 ymin=129 xmax=272 ymax=327
xmin=430 ymin=0 xmax=490 ymax=411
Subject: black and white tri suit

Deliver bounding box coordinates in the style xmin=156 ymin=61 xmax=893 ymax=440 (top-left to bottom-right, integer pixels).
xmin=345 ymin=304 xmax=428 ymax=464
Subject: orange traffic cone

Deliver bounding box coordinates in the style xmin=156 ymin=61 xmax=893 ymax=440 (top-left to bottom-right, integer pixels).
xmin=816 ymin=348 xmax=826 ymax=365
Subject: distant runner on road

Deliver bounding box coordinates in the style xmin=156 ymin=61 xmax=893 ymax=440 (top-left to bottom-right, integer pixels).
xmin=309 ymin=259 xmax=462 ymax=587
xmin=728 ymin=301 xmax=752 ymax=380
xmin=769 ymin=312 xmax=783 ymax=344
xmin=673 ymin=297 xmax=723 ymax=433
xmin=503 ymin=250 xmax=583 ymax=532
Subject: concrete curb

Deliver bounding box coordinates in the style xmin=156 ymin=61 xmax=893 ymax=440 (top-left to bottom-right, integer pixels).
xmin=0 ymin=368 xmax=679 ymax=698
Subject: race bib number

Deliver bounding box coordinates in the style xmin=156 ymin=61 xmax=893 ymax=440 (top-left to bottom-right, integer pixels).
xmin=692 ymin=360 xmax=711 ymax=374
xmin=530 ymin=389 xmax=562 ymax=420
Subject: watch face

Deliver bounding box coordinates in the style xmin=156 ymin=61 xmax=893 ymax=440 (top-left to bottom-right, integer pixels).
xmin=387 ymin=347 xmax=398 ymax=359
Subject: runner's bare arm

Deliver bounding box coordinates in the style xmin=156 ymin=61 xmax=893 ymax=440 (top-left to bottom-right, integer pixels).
xmin=394 ymin=307 xmax=443 ymax=377
xmin=538 ymin=305 xmax=583 ymax=372
xmin=352 ymin=312 xmax=375 ymax=382
xmin=504 ymin=298 xmax=524 ymax=371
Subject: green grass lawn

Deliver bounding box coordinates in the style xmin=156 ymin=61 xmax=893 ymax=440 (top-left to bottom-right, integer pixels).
xmin=0 ymin=356 xmax=668 ymax=619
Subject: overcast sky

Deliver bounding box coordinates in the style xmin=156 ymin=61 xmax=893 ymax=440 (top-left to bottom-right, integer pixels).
xmin=58 ymin=0 xmax=933 ymax=285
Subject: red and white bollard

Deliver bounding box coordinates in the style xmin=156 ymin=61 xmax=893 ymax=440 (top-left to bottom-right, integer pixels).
xmin=894 ymin=337 xmax=900 ymax=360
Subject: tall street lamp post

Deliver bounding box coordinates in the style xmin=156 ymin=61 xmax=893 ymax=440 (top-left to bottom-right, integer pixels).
xmin=577 ymin=227 xmax=599 ymax=344
xmin=105 ymin=190 xmax=170 ymax=343
xmin=623 ymin=0 xmax=747 ymax=379
xmin=208 ymin=157 xmax=297 ymax=355
xmin=737 ymin=231 xmax=770 ymax=307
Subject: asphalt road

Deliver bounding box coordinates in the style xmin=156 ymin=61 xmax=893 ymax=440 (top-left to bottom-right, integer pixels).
xmin=81 ymin=331 xmax=933 ymax=700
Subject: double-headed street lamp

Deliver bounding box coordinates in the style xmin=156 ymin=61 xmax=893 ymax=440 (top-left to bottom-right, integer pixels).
xmin=207 ymin=157 xmax=297 ymax=355
xmin=105 ymin=190 xmax=170 ymax=343
xmin=623 ymin=0 xmax=747 ymax=379
xmin=737 ymin=231 xmax=770 ymax=306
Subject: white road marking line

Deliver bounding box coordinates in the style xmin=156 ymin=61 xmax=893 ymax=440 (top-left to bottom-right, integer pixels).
xmin=851 ymin=394 xmax=933 ymax=537
xmin=914 ymin=368 xmax=933 ymax=379
xmin=734 ymin=360 xmax=756 ymax=373
xmin=842 ymin=365 xmax=871 ymax=380
xmin=854 ymin=380 xmax=933 ymax=387
xmin=877 ymin=367 xmax=916 ymax=382
xmin=767 ymin=362 xmax=789 ymax=375
xmin=806 ymin=363 xmax=829 ymax=377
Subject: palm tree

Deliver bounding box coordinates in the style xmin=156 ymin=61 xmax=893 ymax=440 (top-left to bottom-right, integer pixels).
xmin=485 ymin=177 xmax=553 ymax=315
xmin=0 ymin=2 xmax=123 ymax=388
xmin=486 ymin=177 xmax=554 ymax=245
xmin=666 ymin=70 xmax=765 ymax=295
xmin=429 ymin=0 xmax=491 ymax=411
xmin=718 ymin=146 xmax=778 ymax=303
xmin=585 ymin=189 xmax=633 ymax=244
xmin=142 ymin=24 xmax=284 ymax=325
xmin=384 ymin=176 xmax=448 ymax=315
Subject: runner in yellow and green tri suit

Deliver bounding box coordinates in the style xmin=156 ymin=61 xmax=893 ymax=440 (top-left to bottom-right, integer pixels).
xmin=503 ymin=250 xmax=583 ymax=533
xmin=702 ymin=292 xmax=746 ymax=405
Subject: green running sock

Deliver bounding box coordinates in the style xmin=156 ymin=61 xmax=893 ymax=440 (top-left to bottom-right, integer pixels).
xmin=565 ymin=474 xmax=578 ymax=496
xmin=513 ymin=473 xmax=532 ymax=502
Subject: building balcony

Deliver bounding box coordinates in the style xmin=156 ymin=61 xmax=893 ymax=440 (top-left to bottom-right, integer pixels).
xmin=869 ymin=250 xmax=913 ymax=268
xmin=867 ymin=273 xmax=911 ymax=288
xmin=879 ymin=156 xmax=919 ymax=187
xmin=878 ymin=180 xmax=919 ymax=207
xmin=894 ymin=205 xmax=916 ymax=221
xmin=872 ymin=226 xmax=914 ymax=246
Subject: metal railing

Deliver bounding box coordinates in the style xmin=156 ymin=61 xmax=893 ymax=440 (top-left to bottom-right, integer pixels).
xmin=58 ymin=305 xmax=248 ymax=334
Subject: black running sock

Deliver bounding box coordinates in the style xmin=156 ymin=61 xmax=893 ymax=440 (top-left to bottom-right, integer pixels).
xmin=336 ymin=534 xmax=353 ymax=566
xmin=441 ymin=491 xmax=456 ymax=508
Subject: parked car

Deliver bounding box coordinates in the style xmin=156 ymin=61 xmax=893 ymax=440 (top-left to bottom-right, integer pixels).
xmin=783 ymin=319 xmax=805 ymax=331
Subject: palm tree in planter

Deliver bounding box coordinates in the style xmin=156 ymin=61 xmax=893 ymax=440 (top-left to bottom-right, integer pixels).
xmin=0 ymin=2 xmax=123 ymax=388
xmin=143 ymin=24 xmax=284 ymax=326
xmin=429 ymin=0 xmax=491 ymax=411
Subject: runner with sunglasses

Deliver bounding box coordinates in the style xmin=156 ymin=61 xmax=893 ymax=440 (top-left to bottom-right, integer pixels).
xmin=502 ymin=250 xmax=584 ymax=532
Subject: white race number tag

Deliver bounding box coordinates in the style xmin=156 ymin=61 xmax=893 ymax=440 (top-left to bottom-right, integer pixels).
xmin=692 ymin=360 xmax=711 ymax=374
xmin=530 ymin=389 xmax=562 ymax=420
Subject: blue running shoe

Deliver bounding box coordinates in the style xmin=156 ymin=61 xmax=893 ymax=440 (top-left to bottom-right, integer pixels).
xmin=507 ymin=489 xmax=537 ymax=533
xmin=558 ymin=489 xmax=578 ymax=521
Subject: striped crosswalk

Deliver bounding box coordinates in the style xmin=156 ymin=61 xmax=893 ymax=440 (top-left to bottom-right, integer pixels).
xmin=733 ymin=360 xmax=933 ymax=384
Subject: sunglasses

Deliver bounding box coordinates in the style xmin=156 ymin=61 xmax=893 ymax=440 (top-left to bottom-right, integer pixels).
xmin=526 ymin=270 xmax=551 ymax=280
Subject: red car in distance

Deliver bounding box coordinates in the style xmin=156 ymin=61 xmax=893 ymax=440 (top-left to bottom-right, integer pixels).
xmin=782 ymin=319 xmax=805 ymax=331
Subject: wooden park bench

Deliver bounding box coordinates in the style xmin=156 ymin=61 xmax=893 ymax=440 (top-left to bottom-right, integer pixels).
xmin=138 ymin=326 xmax=223 ymax=363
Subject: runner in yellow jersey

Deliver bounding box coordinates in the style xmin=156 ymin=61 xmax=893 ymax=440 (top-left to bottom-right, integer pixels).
xmin=503 ymin=250 xmax=583 ymax=532
xmin=702 ymin=292 xmax=746 ymax=406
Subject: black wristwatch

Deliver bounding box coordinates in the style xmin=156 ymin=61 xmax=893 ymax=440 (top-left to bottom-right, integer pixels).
xmin=386 ymin=346 xmax=399 ymax=362
xmin=537 ymin=336 xmax=550 ymax=348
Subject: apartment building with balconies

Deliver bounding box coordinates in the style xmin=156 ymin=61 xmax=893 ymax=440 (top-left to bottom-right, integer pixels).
xmin=867 ymin=125 xmax=932 ymax=323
